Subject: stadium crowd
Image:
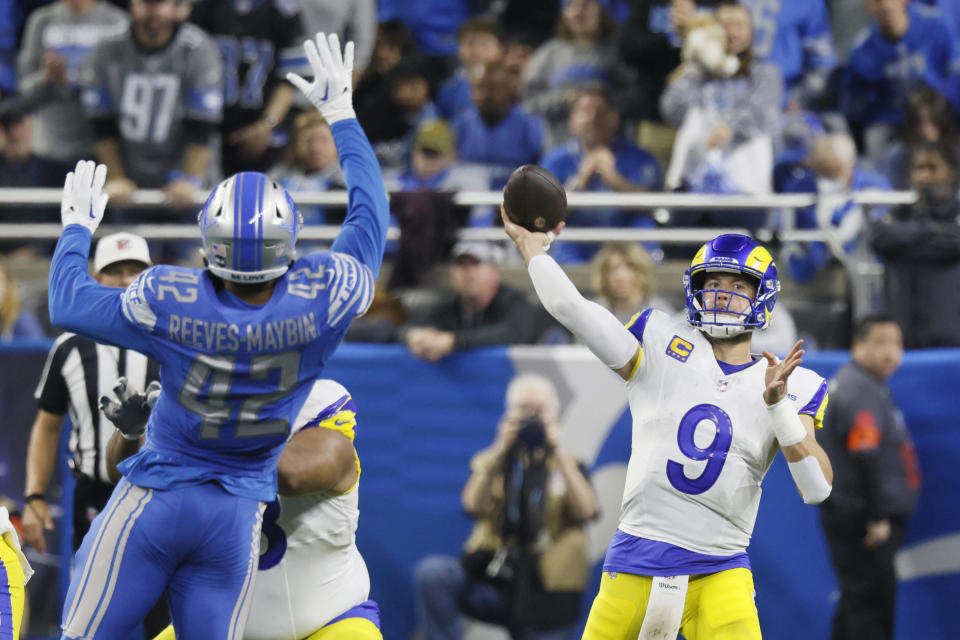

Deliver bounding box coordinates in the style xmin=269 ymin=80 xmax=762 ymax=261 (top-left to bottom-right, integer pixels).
xmin=1 ymin=0 xmax=959 ymax=351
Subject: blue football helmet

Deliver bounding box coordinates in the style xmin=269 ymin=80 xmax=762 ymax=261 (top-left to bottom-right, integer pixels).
xmin=683 ymin=234 xmax=780 ymax=337
xmin=198 ymin=172 xmax=303 ymax=283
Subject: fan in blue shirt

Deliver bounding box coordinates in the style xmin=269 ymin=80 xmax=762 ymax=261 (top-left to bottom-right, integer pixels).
xmin=740 ymin=0 xmax=837 ymax=107
xmin=842 ymin=1 xmax=960 ymax=130
xmin=540 ymin=87 xmax=663 ymax=263
xmin=53 ymin=33 xmax=389 ymax=640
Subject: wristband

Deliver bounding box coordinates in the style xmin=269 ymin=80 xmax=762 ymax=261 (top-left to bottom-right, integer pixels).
xmin=166 ymin=170 xmax=203 ymax=188
xmin=766 ymin=395 xmax=807 ymax=447
xmin=24 ymin=493 xmax=45 ymax=504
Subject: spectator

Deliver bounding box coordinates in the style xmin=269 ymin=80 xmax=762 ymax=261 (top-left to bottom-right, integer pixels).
xmin=501 ymin=30 xmax=540 ymax=79
xmin=415 ymin=373 xmax=598 ymax=640
xmin=402 ymin=241 xmax=537 ymax=361
xmin=541 ymin=86 xmax=663 ymax=262
xmin=869 ymin=141 xmax=960 ymax=348
xmin=0 ymin=257 xmax=45 ymax=341
xmin=378 ymin=0 xmax=469 ymax=57
xmin=189 ymin=0 xmax=304 ymax=175
xmin=17 ymin=0 xmax=128 ymax=179
xmin=617 ymin=0 xmax=724 ymax=122
xmin=364 ymin=56 xmax=439 ymax=169
xmin=383 ymin=119 xmax=492 ymax=226
xmin=269 ymin=111 xmax=345 ymax=227
xmin=299 ymin=0 xmax=376 ymax=80
xmin=435 ymin=18 xmax=503 ymax=120
xmin=661 ymin=4 xmax=783 ymax=197
xmin=478 ymin=0 xmax=560 ymax=48
xmin=0 ymin=98 xmax=66 ymax=189
xmin=590 ymin=242 xmax=676 ymax=322
xmin=739 ymin=0 xmax=837 ymax=108
xmin=453 ymin=60 xmax=545 ymax=189
xmin=521 ymin=0 xmax=636 ymax=147
xmin=778 ymin=133 xmax=891 ymax=285
xmin=817 ymin=314 xmax=920 ymax=640
xmin=842 ymin=0 xmax=960 ymax=154
xmin=354 ymin=20 xmax=416 ymax=127
xmin=877 ymin=86 xmax=958 ymax=189
xmin=79 ymin=0 xmax=223 ymax=209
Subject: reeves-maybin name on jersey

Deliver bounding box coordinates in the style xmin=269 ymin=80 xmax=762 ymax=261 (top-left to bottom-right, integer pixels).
xmin=114 ymin=252 xmax=373 ymax=502
xmin=618 ymin=309 xmax=828 ymax=556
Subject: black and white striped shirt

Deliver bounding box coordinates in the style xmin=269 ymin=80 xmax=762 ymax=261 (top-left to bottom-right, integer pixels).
xmin=34 ymin=333 xmax=160 ymax=484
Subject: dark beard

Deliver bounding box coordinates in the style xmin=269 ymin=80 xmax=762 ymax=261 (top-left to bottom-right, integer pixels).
xmin=478 ymin=108 xmax=508 ymax=127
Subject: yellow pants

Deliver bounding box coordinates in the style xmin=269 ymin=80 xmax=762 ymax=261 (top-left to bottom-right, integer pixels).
xmin=153 ymin=615 xmax=382 ymax=640
xmin=0 ymin=535 xmax=26 ymax=640
xmin=581 ymin=568 xmax=762 ymax=640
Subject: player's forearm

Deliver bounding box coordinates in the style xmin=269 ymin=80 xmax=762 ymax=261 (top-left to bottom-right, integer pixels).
xmin=105 ymin=430 xmax=143 ymax=485
xmin=48 ymin=227 xmax=132 ymax=345
xmin=25 ymin=414 xmax=63 ymax=496
xmin=528 ymin=255 xmax=638 ymax=370
xmin=777 ymin=411 xmax=833 ymax=504
xmin=329 ymin=119 xmax=390 ymax=276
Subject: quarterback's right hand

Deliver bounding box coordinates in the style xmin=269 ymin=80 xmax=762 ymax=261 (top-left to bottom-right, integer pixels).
xmin=99 ymin=378 xmax=161 ymax=440
xmin=287 ymin=32 xmax=355 ymax=124
xmin=61 ymin=160 xmax=109 ymax=233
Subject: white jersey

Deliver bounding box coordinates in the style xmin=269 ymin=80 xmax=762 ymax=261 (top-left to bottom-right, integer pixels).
xmin=618 ymin=310 xmax=827 ymax=556
xmin=244 ymin=381 xmax=370 ymax=640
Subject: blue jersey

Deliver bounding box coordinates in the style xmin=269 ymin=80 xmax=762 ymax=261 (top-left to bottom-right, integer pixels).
xmin=452 ymin=104 xmax=545 ymax=190
xmin=843 ymin=5 xmax=960 ymax=127
xmin=741 ymin=0 xmax=836 ymax=92
xmin=48 ymin=119 xmax=389 ymax=502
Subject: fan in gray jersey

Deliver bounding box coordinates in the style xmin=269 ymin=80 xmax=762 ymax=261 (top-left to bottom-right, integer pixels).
xmin=18 ymin=0 xmax=128 ymax=167
xmin=79 ymin=0 xmax=222 ymax=208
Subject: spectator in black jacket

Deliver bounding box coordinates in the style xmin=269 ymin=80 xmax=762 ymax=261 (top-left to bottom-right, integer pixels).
xmin=402 ymin=241 xmax=536 ymax=361
xmin=869 ymin=140 xmax=960 ymax=348
xmin=817 ymin=314 xmax=920 ymax=640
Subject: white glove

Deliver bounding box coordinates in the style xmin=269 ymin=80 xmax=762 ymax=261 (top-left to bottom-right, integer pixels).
xmin=286 ymin=32 xmax=355 ymax=124
xmin=61 ymin=160 xmax=109 ymax=233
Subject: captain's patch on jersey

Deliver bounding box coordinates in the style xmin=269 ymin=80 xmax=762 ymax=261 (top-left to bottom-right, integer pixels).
xmin=666 ymin=336 xmax=694 ymax=363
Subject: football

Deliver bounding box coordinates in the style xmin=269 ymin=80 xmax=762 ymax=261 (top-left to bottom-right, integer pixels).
xmin=502 ymin=164 xmax=567 ymax=232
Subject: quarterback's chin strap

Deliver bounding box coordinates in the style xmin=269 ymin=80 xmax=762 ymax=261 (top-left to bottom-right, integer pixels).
xmin=768 ymin=397 xmax=832 ymax=504
xmin=528 ymin=254 xmax=638 ymax=369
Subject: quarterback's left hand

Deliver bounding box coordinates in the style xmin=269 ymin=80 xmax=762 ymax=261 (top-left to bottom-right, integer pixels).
xmin=762 ymin=340 xmax=805 ymax=405
xmin=61 ymin=160 xmax=109 ymax=233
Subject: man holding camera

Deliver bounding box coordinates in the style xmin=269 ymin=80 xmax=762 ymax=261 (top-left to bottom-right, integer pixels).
xmin=415 ymin=373 xmax=598 ymax=640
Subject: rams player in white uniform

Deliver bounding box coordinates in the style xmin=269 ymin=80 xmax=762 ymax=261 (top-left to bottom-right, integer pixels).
xmin=502 ymin=210 xmax=833 ymax=640
xmin=104 ymin=379 xmax=381 ymax=640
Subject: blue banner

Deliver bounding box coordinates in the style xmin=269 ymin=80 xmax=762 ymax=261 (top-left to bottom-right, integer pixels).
xmin=2 ymin=343 xmax=958 ymax=639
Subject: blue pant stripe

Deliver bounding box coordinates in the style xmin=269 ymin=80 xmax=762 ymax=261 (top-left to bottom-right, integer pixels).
xmin=63 ymin=481 xmax=133 ymax=631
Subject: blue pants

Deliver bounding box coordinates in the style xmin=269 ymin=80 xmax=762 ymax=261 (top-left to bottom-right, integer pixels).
xmin=414 ymin=555 xmax=577 ymax=640
xmin=61 ymin=479 xmax=263 ymax=640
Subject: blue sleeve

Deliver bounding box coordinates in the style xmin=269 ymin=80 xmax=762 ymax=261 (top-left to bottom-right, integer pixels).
xmin=328 ymin=118 xmax=390 ymax=278
xmin=48 ymin=226 xmax=157 ymax=356
xmin=800 ymin=0 xmax=837 ymax=72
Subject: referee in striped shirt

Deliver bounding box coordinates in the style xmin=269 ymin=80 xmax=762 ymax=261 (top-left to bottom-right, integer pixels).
xmin=21 ymin=232 xmax=158 ymax=554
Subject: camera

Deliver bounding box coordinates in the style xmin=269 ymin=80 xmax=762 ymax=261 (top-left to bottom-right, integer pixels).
xmin=516 ymin=415 xmax=546 ymax=451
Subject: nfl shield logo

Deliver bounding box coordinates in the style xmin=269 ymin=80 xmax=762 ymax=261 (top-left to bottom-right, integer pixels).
xmin=717 ymin=379 xmax=728 ymax=392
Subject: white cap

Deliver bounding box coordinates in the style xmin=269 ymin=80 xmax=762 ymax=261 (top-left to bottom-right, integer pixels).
xmin=451 ymin=240 xmax=503 ymax=265
xmin=93 ymin=232 xmax=152 ymax=273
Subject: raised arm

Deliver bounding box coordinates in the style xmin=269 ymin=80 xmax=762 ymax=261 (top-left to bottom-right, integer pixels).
xmin=48 ymin=162 xmax=152 ymax=351
xmin=286 ymin=32 xmax=389 ymax=277
xmin=502 ymin=208 xmax=640 ymax=380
